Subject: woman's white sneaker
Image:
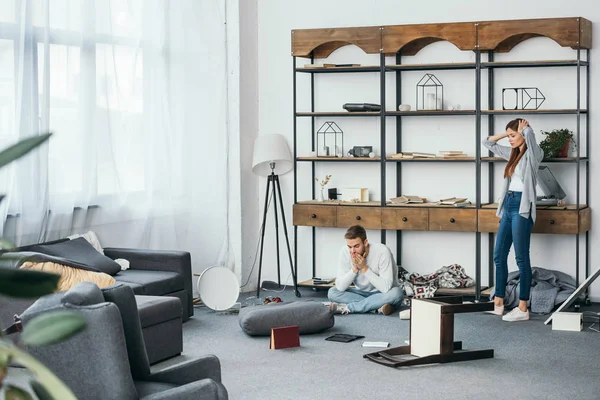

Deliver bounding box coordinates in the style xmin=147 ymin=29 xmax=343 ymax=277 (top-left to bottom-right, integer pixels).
xmin=486 ymin=304 xmax=504 ymax=316
xmin=502 ymin=307 xmax=529 ymax=322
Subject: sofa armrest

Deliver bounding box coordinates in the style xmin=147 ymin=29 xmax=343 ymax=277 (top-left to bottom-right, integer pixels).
xmin=140 ymin=379 xmax=228 ymax=400
xmin=148 ymin=355 xmax=222 ymax=385
xmin=103 ymin=248 xmax=193 ymax=319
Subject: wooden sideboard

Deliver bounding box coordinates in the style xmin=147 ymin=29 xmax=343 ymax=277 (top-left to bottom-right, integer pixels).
xmin=294 ymin=203 xmax=591 ymax=235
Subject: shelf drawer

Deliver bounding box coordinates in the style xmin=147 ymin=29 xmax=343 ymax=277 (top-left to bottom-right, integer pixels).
xmin=478 ymin=209 xmax=500 ymax=232
xmin=533 ymin=208 xmax=591 ymax=234
xmin=381 ymin=208 xmax=428 ymax=230
xmin=429 ymin=208 xmax=477 ymax=232
xmin=336 ymin=206 xmax=381 ymax=229
xmin=293 ymin=204 xmax=336 ymax=227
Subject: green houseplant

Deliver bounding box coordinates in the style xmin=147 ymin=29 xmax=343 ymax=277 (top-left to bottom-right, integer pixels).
xmin=539 ymin=128 xmax=576 ymax=158
xmin=0 ymin=133 xmax=86 ymax=400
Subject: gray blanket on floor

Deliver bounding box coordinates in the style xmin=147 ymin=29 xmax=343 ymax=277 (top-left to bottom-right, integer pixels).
xmin=492 ymin=267 xmax=577 ymax=314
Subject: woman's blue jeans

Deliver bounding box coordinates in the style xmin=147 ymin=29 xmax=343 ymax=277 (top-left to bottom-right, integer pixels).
xmin=494 ymin=191 xmax=533 ymax=301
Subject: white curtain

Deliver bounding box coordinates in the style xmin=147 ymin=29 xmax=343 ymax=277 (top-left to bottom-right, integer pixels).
xmin=0 ymin=0 xmax=233 ymax=270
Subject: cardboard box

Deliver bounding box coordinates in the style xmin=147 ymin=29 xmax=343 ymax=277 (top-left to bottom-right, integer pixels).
xmin=551 ymin=312 xmax=583 ymax=332
xmin=338 ymin=188 xmax=369 ymax=202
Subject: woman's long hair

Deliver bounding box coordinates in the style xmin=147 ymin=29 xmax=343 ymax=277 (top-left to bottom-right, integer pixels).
xmin=504 ymin=118 xmax=528 ymax=178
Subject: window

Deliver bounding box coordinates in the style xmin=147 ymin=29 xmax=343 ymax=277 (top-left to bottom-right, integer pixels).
xmin=0 ymin=1 xmax=147 ymax=208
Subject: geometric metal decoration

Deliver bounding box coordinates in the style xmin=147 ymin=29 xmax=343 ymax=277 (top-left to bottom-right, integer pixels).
xmin=502 ymin=87 xmax=546 ymax=110
xmin=416 ymin=73 xmax=443 ymax=111
xmin=316 ymin=121 xmax=343 ymax=157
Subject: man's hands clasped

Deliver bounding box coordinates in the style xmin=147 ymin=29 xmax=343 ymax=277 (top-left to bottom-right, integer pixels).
xmin=351 ymin=253 xmax=368 ymax=274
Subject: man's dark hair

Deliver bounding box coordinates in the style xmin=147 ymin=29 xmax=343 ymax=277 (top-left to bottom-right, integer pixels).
xmin=345 ymin=225 xmax=367 ymax=242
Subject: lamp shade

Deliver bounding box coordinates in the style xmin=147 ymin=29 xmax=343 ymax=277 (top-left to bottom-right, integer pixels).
xmin=252 ymin=134 xmax=293 ymax=176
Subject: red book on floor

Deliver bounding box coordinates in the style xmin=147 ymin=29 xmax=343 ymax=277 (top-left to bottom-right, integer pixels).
xmin=270 ymin=325 xmax=300 ymax=349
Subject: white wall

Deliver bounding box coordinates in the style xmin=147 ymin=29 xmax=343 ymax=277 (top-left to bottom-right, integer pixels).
xmin=253 ymin=0 xmax=600 ymax=299
xmin=239 ymin=0 xmax=261 ymax=292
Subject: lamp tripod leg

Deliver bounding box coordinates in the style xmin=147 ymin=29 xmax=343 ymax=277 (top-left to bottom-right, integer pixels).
xmin=272 ymin=174 xmax=281 ymax=286
xmin=274 ymin=175 xmax=300 ymax=297
xmin=256 ymin=175 xmax=271 ymax=298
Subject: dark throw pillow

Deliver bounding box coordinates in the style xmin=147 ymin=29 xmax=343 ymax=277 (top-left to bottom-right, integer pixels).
xmin=29 ymin=237 xmax=121 ymax=276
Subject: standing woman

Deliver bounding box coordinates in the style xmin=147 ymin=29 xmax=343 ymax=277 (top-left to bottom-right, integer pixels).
xmin=483 ymin=119 xmax=544 ymax=321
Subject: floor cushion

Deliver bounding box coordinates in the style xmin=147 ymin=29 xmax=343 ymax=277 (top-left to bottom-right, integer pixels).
xmin=238 ymin=301 xmax=334 ymax=336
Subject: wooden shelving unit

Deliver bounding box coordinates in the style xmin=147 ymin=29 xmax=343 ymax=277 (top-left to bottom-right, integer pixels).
xmin=291 ymin=17 xmax=592 ymax=300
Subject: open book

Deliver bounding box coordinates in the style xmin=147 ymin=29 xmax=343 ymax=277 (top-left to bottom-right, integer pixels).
xmin=437 ymin=197 xmax=469 ymax=205
xmin=390 ymin=195 xmax=424 ymax=204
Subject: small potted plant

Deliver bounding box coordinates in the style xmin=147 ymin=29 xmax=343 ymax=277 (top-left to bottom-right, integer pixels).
xmin=539 ymin=128 xmax=576 ymax=158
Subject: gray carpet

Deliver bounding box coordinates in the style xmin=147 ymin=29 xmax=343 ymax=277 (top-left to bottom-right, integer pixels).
xmin=153 ymin=287 xmax=600 ymax=400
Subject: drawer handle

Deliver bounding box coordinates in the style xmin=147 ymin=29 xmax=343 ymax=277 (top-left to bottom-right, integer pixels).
xmin=402 ymin=217 xmax=408 ymax=222
xmin=311 ymin=214 xmax=317 ymax=219
xmin=356 ymin=216 xmax=361 ymax=220
xmin=449 ymin=218 xmax=455 ymax=223
xmin=550 ymin=219 xmax=555 ymax=224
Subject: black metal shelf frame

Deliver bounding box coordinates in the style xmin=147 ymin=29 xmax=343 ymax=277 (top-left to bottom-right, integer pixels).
xmin=292 ymin=44 xmax=591 ymax=301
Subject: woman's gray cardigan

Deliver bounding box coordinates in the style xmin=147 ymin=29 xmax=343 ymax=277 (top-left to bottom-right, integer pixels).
xmin=482 ymin=126 xmax=544 ymax=222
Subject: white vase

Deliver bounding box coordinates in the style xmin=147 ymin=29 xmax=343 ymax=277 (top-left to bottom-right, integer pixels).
xmin=318 ymin=188 xmax=325 ymax=202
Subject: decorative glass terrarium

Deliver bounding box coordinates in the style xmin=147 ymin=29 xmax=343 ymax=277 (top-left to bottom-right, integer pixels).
xmin=316 ymin=121 xmax=343 ymax=157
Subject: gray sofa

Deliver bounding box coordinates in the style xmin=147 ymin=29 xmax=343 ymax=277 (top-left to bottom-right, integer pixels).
xmin=0 ymin=238 xmax=194 ymax=329
xmin=18 ymin=282 xmax=227 ymax=400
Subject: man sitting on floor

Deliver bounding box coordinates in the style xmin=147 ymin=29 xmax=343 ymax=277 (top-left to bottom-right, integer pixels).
xmin=328 ymin=225 xmax=403 ymax=315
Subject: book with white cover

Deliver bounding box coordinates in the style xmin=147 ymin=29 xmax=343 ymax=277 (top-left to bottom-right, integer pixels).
xmin=361 ymin=341 xmax=390 ymax=348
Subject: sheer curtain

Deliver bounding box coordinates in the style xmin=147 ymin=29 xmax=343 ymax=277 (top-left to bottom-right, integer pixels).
xmin=0 ymin=0 xmax=233 ymax=270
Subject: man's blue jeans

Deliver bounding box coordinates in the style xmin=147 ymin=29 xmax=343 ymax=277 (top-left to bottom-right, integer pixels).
xmin=494 ymin=191 xmax=533 ymax=301
xmin=327 ymin=286 xmax=404 ymax=313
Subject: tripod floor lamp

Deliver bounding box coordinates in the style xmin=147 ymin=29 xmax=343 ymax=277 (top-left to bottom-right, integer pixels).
xmin=252 ymin=134 xmax=299 ymax=298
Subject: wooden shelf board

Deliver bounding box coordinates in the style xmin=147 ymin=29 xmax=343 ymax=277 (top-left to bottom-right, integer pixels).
xmin=386 ymin=110 xmax=475 ymax=116
xmin=482 ymin=109 xmax=587 ymax=115
xmin=296 ymin=111 xmax=380 ymax=117
xmin=482 ymin=203 xmax=588 ymax=210
xmin=297 ymin=200 xmax=381 ymax=206
xmin=297 ymin=156 xmax=380 ymax=161
xmin=387 ymin=156 xmax=474 ymax=162
xmin=296 ymin=65 xmax=380 ymax=73
xmin=481 ymin=59 xmax=589 ymax=68
xmin=482 ymin=156 xmax=587 ymax=162
xmin=385 ymin=62 xmax=475 ymax=70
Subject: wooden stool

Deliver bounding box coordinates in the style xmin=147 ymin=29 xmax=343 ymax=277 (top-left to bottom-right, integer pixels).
xmin=364 ymin=296 xmax=494 ymax=367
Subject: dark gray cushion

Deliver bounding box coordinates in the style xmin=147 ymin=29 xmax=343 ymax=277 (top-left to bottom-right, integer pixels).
xmin=29 ymin=237 xmax=121 ymax=276
xmin=0 ymin=251 xmax=99 ymax=272
xmin=115 ymin=269 xmax=183 ymax=296
xmin=238 ymin=301 xmax=335 ymax=336
xmin=61 ymin=281 xmax=105 ymax=306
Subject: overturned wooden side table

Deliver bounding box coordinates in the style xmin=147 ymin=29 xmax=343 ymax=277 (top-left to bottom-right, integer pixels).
xmin=364 ymin=296 xmax=494 ymax=367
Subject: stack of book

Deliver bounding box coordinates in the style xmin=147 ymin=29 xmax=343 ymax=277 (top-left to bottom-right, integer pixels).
xmin=312 ymin=277 xmax=335 ymax=285
xmin=388 ymin=152 xmax=436 ymax=159
xmin=438 ymin=150 xmax=468 ymax=158
xmin=437 ymin=197 xmax=471 ymax=207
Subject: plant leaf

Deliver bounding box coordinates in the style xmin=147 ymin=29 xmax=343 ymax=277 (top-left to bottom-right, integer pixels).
xmin=0 ymin=268 xmax=59 ymax=298
xmin=4 ymin=385 xmax=35 ymax=400
xmin=2 ymin=346 xmax=76 ymax=400
xmin=30 ymin=379 xmax=54 ymax=400
xmin=20 ymin=310 xmax=86 ymax=346
xmin=0 ymin=133 xmax=52 ymax=170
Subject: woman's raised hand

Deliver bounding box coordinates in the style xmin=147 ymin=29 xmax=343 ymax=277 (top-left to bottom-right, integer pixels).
xmin=518 ymin=119 xmax=529 ymax=133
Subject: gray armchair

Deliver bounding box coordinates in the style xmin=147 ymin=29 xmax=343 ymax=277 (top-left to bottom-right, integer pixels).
xmin=19 ymin=282 xmax=227 ymax=400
